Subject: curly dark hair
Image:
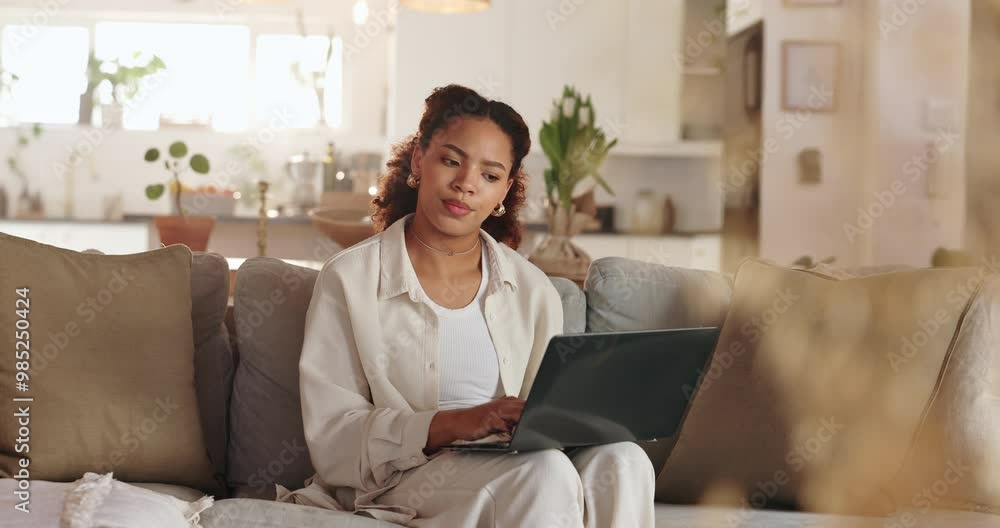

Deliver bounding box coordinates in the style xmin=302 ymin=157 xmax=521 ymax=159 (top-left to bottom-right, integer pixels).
xmin=371 ymin=84 xmax=531 ymax=249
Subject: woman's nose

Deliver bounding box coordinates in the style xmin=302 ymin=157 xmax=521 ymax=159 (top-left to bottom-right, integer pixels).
xmin=451 ymin=169 xmax=477 ymax=195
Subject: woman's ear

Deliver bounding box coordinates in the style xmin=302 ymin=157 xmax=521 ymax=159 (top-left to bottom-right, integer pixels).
xmin=410 ymin=144 xmax=424 ymax=176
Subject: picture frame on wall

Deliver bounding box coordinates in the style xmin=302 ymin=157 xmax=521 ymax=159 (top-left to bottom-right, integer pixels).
xmin=783 ymin=0 xmax=842 ymax=6
xmin=781 ymin=41 xmax=840 ymax=112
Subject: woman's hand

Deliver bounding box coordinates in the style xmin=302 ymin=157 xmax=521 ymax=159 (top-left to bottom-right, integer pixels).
xmin=424 ymin=396 xmax=525 ymax=454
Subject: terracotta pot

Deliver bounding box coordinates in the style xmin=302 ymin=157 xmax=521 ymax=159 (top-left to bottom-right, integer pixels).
xmin=154 ymin=215 xmax=216 ymax=252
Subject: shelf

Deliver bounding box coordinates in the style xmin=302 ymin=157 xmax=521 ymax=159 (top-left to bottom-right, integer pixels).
xmin=611 ymin=140 xmax=722 ymax=158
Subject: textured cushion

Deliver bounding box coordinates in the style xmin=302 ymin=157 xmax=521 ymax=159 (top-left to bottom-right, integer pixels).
xmin=585 ymin=257 xmax=732 ymax=333
xmin=201 ymin=498 xmax=404 ymax=527
xmin=584 ymin=258 xmax=732 ymax=473
xmin=190 ymin=253 xmax=236 ymax=490
xmin=653 ymin=503 xmax=999 ymax=527
xmin=228 ymin=258 xmax=319 ymax=494
xmin=656 ymin=257 xmax=989 ymax=514
xmin=227 ymin=257 xmax=587 ymax=495
xmin=550 ymin=276 xmax=586 ymax=334
xmin=0 ymin=233 xmax=218 ymax=494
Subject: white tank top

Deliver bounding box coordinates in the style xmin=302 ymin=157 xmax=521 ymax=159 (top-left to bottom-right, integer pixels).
xmin=424 ymin=244 xmax=502 ymax=411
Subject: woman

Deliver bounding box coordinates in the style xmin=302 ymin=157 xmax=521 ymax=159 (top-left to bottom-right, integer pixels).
xmin=276 ymin=85 xmax=654 ymax=527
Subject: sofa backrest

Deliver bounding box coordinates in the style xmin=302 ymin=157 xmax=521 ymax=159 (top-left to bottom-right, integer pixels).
xmin=224 ymin=256 xmax=585 ymax=495
xmin=190 ymin=252 xmax=237 ymax=493
xmin=584 ymin=257 xmax=732 ymax=333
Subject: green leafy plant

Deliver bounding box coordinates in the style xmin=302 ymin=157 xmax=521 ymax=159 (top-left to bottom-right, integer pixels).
xmin=6 ymin=123 xmax=42 ymax=188
xmin=539 ymin=85 xmax=618 ymax=211
xmin=87 ymin=50 xmax=166 ymax=107
xmin=0 ymin=66 xmax=19 ymax=100
xmin=143 ymin=141 xmax=211 ymax=217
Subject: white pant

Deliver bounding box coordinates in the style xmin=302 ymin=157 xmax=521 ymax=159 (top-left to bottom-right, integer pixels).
xmin=375 ymin=441 xmax=655 ymax=528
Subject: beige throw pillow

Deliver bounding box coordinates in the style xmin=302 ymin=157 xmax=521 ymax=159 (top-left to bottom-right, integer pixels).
xmin=656 ymin=257 xmax=993 ymax=514
xmin=0 ymin=233 xmax=218 ymax=494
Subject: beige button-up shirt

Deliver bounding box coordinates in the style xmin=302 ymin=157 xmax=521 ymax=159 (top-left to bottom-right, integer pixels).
xmin=293 ymin=213 xmax=563 ymax=521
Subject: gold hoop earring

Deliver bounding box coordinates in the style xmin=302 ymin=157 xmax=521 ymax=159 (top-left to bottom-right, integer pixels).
xmin=406 ymin=173 xmax=420 ymax=189
xmin=491 ymin=203 xmax=506 ymax=217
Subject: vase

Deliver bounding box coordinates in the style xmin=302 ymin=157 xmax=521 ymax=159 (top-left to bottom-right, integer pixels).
xmin=528 ymin=202 xmax=593 ymax=285
xmin=154 ymin=215 xmax=216 ymax=252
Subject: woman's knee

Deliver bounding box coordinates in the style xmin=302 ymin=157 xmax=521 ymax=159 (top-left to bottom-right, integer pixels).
xmin=576 ymin=442 xmax=655 ymax=488
xmin=491 ymin=450 xmax=580 ymax=501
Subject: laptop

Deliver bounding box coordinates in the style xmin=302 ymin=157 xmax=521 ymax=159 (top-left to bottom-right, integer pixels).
xmin=445 ymin=327 xmax=721 ymax=453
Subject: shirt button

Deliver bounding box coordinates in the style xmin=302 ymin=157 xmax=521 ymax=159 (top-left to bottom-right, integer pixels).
xmin=503 ymin=358 xmax=510 ymax=365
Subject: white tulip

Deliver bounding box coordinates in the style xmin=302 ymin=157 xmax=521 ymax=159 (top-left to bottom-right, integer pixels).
xmin=550 ymin=104 xmax=560 ymax=122
xmin=562 ymin=97 xmax=575 ymax=118
xmin=579 ymin=106 xmax=591 ymax=127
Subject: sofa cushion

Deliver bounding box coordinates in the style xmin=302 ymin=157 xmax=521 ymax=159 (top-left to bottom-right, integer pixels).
xmin=585 ymin=257 xmax=731 ymax=333
xmin=652 ymin=503 xmax=998 ymax=527
xmin=227 ymin=257 xmax=588 ymax=495
xmin=550 ymin=276 xmax=586 ymax=334
xmin=584 ymin=258 xmax=732 ymax=472
xmin=0 ymin=233 xmax=219 ymax=494
xmin=228 ymin=258 xmax=319 ymax=494
xmin=190 ymin=252 xmax=236 ymax=490
xmin=656 ymin=257 xmax=991 ymax=514
xmin=201 ymin=498 xmax=403 ymax=527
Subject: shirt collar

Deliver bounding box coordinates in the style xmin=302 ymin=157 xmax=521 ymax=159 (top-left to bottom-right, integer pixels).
xmin=378 ymin=213 xmax=519 ymax=301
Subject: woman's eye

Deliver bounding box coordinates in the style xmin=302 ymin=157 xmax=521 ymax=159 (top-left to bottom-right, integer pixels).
xmin=484 ymin=174 xmax=500 ymax=182
xmin=442 ymin=157 xmax=459 ymax=167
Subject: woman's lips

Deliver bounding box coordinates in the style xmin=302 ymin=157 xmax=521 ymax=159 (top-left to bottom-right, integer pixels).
xmin=443 ymin=199 xmax=472 ymax=217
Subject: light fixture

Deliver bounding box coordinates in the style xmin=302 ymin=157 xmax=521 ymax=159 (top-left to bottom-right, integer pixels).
xmin=352 ymin=0 xmax=369 ymax=25
xmin=401 ymin=0 xmax=491 ymax=14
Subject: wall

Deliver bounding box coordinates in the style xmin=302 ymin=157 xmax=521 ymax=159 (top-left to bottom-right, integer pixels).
xmin=865 ymin=0 xmax=968 ymax=266
xmin=966 ymin=0 xmax=1000 ymax=256
xmin=758 ymin=0 xmax=868 ymax=266
xmin=758 ymin=0 xmax=969 ymax=267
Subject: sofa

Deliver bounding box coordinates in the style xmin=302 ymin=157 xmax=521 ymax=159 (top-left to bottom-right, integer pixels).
xmin=3 ymin=247 xmax=998 ymax=527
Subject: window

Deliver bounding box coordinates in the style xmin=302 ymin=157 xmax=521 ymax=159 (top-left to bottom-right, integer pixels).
xmin=0 ymin=19 xmax=347 ymax=131
xmin=94 ymin=22 xmax=250 ymax=131
xmin=254 ymin=34 xmax=343 ymax=128
xmin=0 ymin=25 xmax=89 ymax=125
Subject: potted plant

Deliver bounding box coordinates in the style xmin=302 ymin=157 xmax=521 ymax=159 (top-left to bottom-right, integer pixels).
xmin=143 ymin=141 xmax=215 ymax=251
xmin=530 ymin=85 xmax=618 ymax=282
xmin=82 ymin=51 xmax=166 ymax=127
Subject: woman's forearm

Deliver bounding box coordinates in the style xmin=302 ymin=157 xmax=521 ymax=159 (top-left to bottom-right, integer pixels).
xmin=423 ymin=410 xmax=458 ymax=455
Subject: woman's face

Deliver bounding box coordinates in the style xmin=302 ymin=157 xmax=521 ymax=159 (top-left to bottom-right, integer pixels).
xmin=411 ymin=116 xmax=515 ymax=237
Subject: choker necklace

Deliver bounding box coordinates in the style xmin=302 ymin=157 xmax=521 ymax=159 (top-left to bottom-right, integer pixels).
xmin=411 ymin=228 xmax=480 ymax=257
